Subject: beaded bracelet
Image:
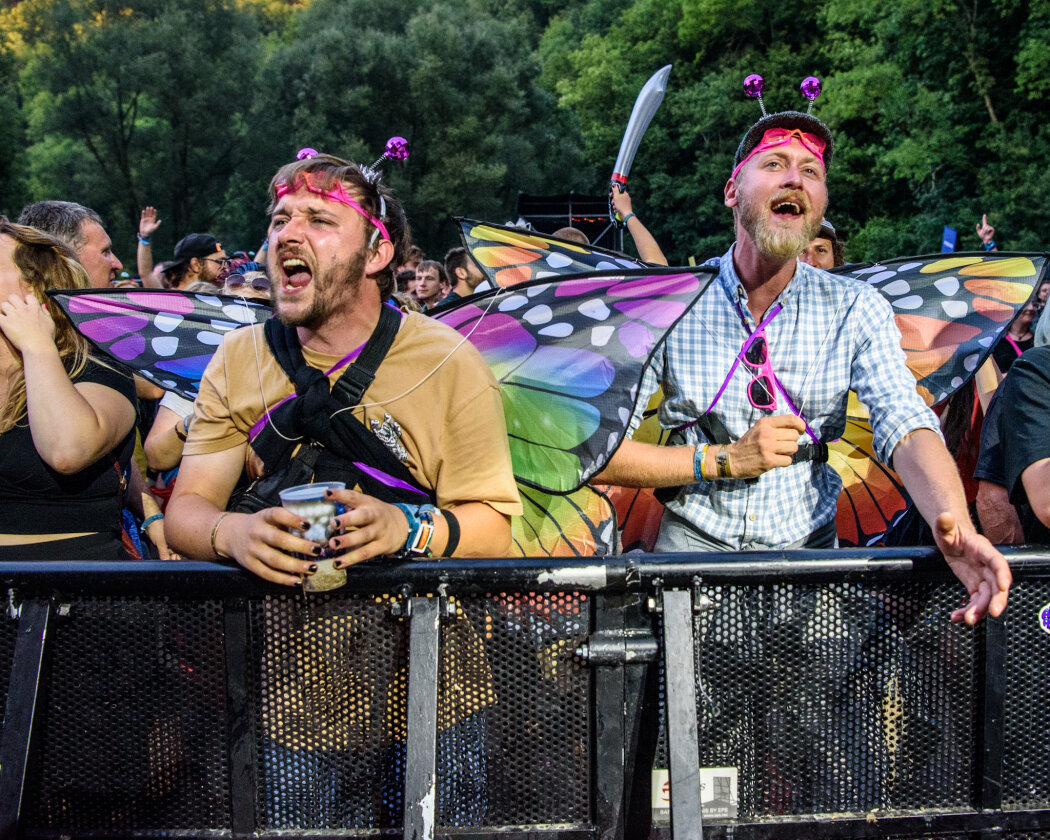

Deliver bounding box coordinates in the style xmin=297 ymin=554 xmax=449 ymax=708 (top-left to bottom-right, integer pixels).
xmin=140 ymin=513 xmax=164 ymax=533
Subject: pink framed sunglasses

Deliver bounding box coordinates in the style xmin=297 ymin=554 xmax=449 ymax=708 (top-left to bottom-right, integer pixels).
xmin=274 ymin=172 xmax=390 ymax=244
xmin=732 ymin=128 xmax=827 ymax=180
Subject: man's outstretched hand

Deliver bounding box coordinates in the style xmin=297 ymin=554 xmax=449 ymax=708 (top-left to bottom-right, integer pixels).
xmin=934 ymin=512 xmax=1011 ymax=624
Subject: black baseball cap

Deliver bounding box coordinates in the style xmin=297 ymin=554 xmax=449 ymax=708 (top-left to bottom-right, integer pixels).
xmin=170 ymin=233 xmax=221 ymax=266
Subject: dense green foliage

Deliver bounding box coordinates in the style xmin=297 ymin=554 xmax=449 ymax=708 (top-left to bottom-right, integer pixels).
xmin=0 ymin=0 xmax=1045 ymax=263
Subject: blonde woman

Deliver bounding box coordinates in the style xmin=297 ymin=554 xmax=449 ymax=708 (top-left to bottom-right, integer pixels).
xmin=0 ymin=219 xmax=137 ymax=560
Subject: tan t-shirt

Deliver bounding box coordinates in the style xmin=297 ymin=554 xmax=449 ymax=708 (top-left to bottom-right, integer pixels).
xmin=186 ymin=310 xmax=522 ymax=515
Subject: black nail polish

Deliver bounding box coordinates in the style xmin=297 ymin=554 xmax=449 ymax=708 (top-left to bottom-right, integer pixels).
xmin=332 ymin=561 xmax=342 ymax=569
xmin=311 ymin=545 xmax=322 ymax=556
xmin=308 ymin=564 xmax=318 ymax=573
xmin=300 ymin=520 xmax=310 ymax=529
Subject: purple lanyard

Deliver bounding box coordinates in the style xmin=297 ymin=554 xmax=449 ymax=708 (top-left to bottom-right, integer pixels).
xmin=705 ymin=300 xmax=820 ymax=443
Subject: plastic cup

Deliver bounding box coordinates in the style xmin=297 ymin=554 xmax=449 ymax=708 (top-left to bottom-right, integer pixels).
xmin=278 ymin=481 xmax=347 ymax=592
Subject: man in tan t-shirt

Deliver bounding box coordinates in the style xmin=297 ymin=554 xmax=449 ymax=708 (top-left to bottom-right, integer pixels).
xmin=166 ymin=153 xmax=521 ymax=582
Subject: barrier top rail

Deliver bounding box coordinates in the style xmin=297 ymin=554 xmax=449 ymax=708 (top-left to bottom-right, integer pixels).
xmin=0 ymin=545 xmax=1047 ymax=596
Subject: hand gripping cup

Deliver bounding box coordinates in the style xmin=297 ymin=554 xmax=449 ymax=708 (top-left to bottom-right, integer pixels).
xmin=278 ymin=481 xmax=347 ymax=592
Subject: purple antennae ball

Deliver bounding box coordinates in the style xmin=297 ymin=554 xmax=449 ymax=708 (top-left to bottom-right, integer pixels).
xmin=800 ymin=77 xmax=822 ymax=101
xmin=296 ymin=148 xmax=319 ymax=160
xmin=384 ymin=136 xmax=409 ymax=161
xmin=743 ymin=74 xmax=764 ymax=98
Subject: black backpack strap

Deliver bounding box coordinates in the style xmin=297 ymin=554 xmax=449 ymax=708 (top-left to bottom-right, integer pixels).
xmin=263 ymin=317 xmax=306 ymax=386
xmin=332 ymin=304 xmax=401 ymax=406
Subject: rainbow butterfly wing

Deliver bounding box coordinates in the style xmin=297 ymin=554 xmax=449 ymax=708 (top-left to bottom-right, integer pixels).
xmin=48 ymin=288 xmax=271 ymax=400
xmin=511 ymin=484 xmax=618 ymax=557
xmin=828 ymin=252 xmax=1047 ymax=545
xmin=838 ymin=253 xmax=1048 ymax=404
xmin=457 ymin=217 xmax=647 ymax=289
xmin=435 ymin=267 xmax=716 ymax=494
xmin=596 ymin=388 xmax=670 ymax=552
xmin=829 ymin=393 xmax=911 ymax=547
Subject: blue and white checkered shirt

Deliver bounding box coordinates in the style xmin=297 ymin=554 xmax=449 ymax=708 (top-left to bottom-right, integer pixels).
xmin=630 ymin=246 xmax=940 ymax=548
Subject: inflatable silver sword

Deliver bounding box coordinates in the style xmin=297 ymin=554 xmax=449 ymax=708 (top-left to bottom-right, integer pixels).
xmin=610 ymin=64 xmax=672 ymax=225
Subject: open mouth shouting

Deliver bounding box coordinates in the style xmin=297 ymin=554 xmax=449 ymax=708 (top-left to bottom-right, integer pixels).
xmin=279 ymin=253 xmax=313 ymax=293
xmin=769 ymin=193 xmax=808 ymax=219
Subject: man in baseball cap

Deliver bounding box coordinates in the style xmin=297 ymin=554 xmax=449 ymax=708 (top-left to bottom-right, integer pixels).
xmin=167 ymin=233 xmax=228 ymax=288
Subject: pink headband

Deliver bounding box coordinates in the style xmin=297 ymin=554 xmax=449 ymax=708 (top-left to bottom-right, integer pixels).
xmin=274 ymin=173 xmax=390 ymax=243
xmin=731 ymin=127 xmax=827 ymax=181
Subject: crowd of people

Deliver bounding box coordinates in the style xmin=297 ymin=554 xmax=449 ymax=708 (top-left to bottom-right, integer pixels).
xmin=1 ymin=101 xmax=1046 ymax=628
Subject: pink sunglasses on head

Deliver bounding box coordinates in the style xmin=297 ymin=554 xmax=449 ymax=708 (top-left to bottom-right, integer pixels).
xmin=274 ymin=172 xmax=390 ymax=244
xmin=732 ymin=128 xmax=827 ymax=180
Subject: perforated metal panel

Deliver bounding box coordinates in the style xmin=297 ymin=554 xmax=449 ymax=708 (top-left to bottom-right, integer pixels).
xmin=250 ymin=592 xmax=409 ymax=830
xmin=25 ymin=597 xmax=229 ymax=832
xmin=441 ymin=592 xmax=592 ymax=827
xmin=1002 ymin=580 xmax=1050 ymax=810
xmin=657 ymin=581 xmax=976 ymax=819
xmin=0 ymin=612 xmax=16 ymax=721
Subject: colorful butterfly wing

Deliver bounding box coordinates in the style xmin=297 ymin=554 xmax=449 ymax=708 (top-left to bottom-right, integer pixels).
xmin=456 ymin=217 xmax=647 ymax=289
xmin=595 ymin=387 xmax=671 ymax=552
xmin=838 ymin=253 xmax=1048 ymax=405
xmin=511 ymin=483 xmax=618 ymax=557
xmin=436 ymin=268 xmax=716 ymax=494
xmin=48 ymin=288 xmax=271 ymax=400
xmin=830 ymin=392 xmax=911 ymax=547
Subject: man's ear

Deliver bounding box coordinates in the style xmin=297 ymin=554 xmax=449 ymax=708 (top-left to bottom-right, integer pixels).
xmin=365 ymin=239 xmax=395 ymax=277
xmin=455 ymin=266 xmax=468 ymax=283
xmin=724 ymin=177 xmax=738 ymax=209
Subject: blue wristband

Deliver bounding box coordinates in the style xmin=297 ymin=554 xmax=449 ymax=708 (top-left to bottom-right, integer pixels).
xmin=140 ymin=513 xmax=164 ymax=533
xmin=622 ymin=212 xmax=636 ymax=224
xmin=137 ymin=235 xmax=151 ymax=245
xmin=693 ymin=443 xmax=709 ymax=482
xmin=393 ymin=503 xmax=437 ymax=558
xmin=983 ymin=240 xmax=996 ymax=251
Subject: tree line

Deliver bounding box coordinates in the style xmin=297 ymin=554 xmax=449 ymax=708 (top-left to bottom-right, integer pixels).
xmin=0 ymin=0 xmax=1045 ymax=264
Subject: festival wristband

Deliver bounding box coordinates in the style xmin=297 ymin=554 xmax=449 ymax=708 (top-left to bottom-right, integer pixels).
xmin=137 ymin=235 xmax=151 ymax=245
xmin=393 ymin=503 xmax=436 ymax=558
xmin=983 ymin=240 xmax=996 ymax=251
xmin=693 ymin=443 xmax=710 ymax=482
xmin=140 ymin=513 xmax=164 ymax=533
xmin=621 ymin=212 xmax=636 ymax=224
xmin=717 ymin=446 xmax=733 ymax=479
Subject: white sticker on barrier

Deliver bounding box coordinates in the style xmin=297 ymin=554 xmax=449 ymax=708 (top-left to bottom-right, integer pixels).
xmin=651 ymin=766 xmax=739 ymax=824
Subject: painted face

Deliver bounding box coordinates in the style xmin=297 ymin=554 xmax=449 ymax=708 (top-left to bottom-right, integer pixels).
xmin=728 ymin=139 xmax=828 ymax=261
xmin=799 ymin=236 xmax=835 ymax=270
xmin=267 ymin=185 xmax=371 ymax=330
xmin=77 ymin=220 xmax=123 ymax=288
xmin=415 ymin=266 xmax=443 ymax=305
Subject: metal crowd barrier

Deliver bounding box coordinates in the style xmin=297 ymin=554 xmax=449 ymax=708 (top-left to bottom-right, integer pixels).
xmin=0 ymin=548 xmax=1048 ymax=839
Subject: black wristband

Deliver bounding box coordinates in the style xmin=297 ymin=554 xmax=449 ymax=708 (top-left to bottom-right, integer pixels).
xmin=441 ymin=509 xmax=461 ymax=556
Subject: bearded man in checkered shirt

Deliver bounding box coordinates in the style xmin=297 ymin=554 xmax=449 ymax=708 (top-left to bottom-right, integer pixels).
xmin=594 ymin=108 xmax=1010 ymax=625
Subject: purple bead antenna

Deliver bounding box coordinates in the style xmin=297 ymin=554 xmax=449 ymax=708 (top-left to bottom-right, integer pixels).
xmin=800 ymin=76 xmax=822 ymax=101
xmin=296 ymin=147 xmax=319 ymax=160
xmin=743 ymin=74 xmax=764 ymax=98
xmin=384 ymin=136 xmax=410 ymax=161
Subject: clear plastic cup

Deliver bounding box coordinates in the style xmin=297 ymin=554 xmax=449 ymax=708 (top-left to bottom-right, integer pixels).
xmin=278 ymin=481 xmax=347 ymax=592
